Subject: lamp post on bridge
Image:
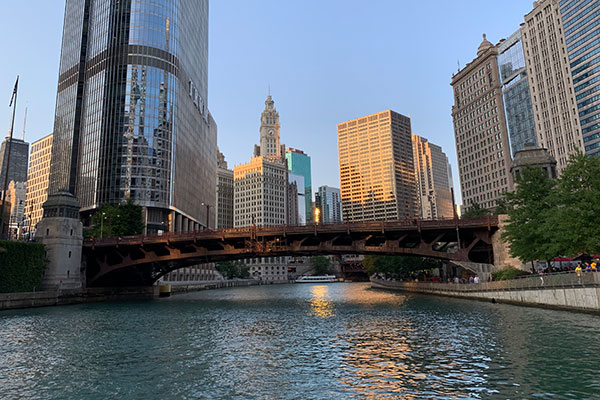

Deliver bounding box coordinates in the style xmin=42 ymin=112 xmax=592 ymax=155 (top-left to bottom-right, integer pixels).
xmin=201 ymin=202 xmax=211 ymax=230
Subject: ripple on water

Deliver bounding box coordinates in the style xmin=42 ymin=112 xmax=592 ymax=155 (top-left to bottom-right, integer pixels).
xmin=1 ymin=283 xmax=599 ymax=399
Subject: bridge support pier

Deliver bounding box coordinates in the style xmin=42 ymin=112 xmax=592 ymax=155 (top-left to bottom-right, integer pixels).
xmin=491 ymin=215 xmax=527 ymax=272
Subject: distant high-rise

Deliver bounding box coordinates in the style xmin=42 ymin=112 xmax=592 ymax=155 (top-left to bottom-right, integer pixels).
xmin=522 ymin=0 xmax=584 ymax=171
xmin=316 ymin=185 xmax=342 ymax=223
xmin=337 ymin=110 xmax=417 ymax=221
xmin=49 ymin=0 xmax=216 ymax=233
xmin=6 ymin=181 xmax=26 ymax=239
xmin=234 ymin=156 xmax=288 ymax=228
xmin=285 ymin=148 xmax=312 ymax=224
xmin=25 ymin=133 xmax=53 ymax=232
xmin=288 ymin=172 xmax=305 ymax=225
xmin=558 ymin=0 xmax=600 ymax=156
xmin=0 ymin=137 xmax=29 ymax=190
xmin=451 ymin=34 xmax=513 ymax=211
xmin=497 ymin=30 xmax=538 ymax=155
xmin=216 ymin=148 xmax=233 ymax=229
xmin=411 ymin=135 xmax=454 ymax=219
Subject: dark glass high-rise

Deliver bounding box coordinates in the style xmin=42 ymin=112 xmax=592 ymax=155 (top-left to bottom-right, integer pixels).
xmin=49 ymin=0 xmax=216 ymax=233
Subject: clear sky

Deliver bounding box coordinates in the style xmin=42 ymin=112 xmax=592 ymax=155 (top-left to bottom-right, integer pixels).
xmin=0 ymin=0 xmax=535 ymax=204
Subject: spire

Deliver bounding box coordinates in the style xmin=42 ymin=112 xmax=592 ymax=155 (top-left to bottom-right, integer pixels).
xmin=21 ymin=104 xmax=27 ymax=141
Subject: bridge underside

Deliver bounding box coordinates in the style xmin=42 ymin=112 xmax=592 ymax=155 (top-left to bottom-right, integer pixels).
xmin=83 ymin=219 xmax=498 ymax=287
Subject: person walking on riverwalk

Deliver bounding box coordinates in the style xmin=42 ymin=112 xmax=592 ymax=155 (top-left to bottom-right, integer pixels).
xmin=576 ymin=263 xmax=583 ymax=284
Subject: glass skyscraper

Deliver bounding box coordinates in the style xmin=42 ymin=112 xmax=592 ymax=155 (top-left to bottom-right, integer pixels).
xmin=50 ymin=0 xmax=216 ymax=232
xmin=497 ymin=30 xmax=538 ymax=156
xmin=559 ymin=0 xmax=600 ymax=156
xmin=285 ymin=148 xmax=312 ymax=223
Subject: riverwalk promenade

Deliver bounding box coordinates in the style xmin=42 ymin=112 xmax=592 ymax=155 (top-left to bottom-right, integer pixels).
xmin=372 ymin=272 xmax=600 ymax=312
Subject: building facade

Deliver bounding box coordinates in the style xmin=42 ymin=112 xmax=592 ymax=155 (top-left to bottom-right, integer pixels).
xmin=25 ymin=133 xmax=53 ymax=234
xmin=254 ymin=95 xmax=284 ymax=159
xmin=0 ymin=137 xmax=29 ymax=192
xmin=411 ymin=135 xmax=454 ymax=219
xmin=285 ymin=148 xmax=312 ymax=224
xmin=49 ymin=0 xmax=216 ymax=233
xmin=498 ymin=30 xmax=538 ymax=155
xmin=287 ymin=172 xmax=304 ymax=225
xmin=6 ymin=181 xmax=26 ymax=239
xmin=216 ymin=148 xmax=233 ymax=229
xmin=558 ymin=0 xmax=600 ymax=156
xmin=451 ymin=34 xmax=513 ymax=211
xmin=521 ymin=0 xmax=584 ymax=171
xmin=337 ymin=110 xmax=417 ymax=222
xmin=316 ymin=185 xmax=342 ymax=223
xmin=233 ymin=156 xmax=288 ymax=228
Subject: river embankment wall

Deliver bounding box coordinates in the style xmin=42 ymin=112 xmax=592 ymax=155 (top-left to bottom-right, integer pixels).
xmin=371 ymin=273 xmax=600 ymax=313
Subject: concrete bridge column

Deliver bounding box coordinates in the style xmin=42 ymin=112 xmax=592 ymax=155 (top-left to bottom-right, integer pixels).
xmin=492 ymin=214 xmax=526 ymax=271
xmin=182 ymin=217 xmax=189 ymax=233
xmin=175 ymin=214 xmax=182 ymax=233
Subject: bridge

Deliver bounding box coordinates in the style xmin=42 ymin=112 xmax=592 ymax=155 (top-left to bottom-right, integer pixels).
xmin=83 ymin=216 xmax=500 ymax=287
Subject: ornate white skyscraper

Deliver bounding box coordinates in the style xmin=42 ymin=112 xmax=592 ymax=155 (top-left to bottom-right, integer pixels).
xmin=254 ymin=95 xmax=284 ymax=159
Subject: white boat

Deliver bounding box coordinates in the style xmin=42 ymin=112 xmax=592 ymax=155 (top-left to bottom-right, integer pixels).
xmin=295 ymin=275 xmax=338 ymax=283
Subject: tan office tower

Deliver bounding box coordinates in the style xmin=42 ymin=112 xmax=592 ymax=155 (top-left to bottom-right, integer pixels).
xmin=521 ymin=0 xmax=584 ymax=172
xmin=412 ymin=134 xmax=454 ymax=219
xmin=337 ymin=110 xmax=417 ymax=222
xmin=25 ymin=133 xmax=53 ymax=234
xmin=451 ymin=34 xmax=512 ymax=211
xmin=234 ymin=156 xmax=288 ymax=228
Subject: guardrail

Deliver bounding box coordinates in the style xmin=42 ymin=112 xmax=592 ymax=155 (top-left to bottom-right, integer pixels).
xmin=373 ymin=271 xmax=600 ymax=292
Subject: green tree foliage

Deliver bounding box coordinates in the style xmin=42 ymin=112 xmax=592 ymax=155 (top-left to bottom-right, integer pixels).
xmin=216 ymin=260 xmax=250 ymax=279
xmin=310 ymin=255 xmax=331 ymax=275
xmin=363 ymin=255 xmax=436 ymax=277
xmin=0 ymin=241 xmax=47 ymax=293
xmin=553 ymin=153 xmax=600 ymax=255
xmin=461 ymin=202 xmax=489 ymax=218
xmin=491 ymin=266 xmax=530 ymax=281
xmin=89 ymin=200 xmax=144 ymax=238
xmin=502 ymin=166 xmax=559 ymax=263
xmin=502 ymin=153 xmax=600 ymax=262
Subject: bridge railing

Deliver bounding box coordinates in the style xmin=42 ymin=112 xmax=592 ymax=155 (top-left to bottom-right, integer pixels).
xmin=84 ymin=216 xmax=499 ymax=246
xmin=373 ymin=271 xmax=600 ymax=292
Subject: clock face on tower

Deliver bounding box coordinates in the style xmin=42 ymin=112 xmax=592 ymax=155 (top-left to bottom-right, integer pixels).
xmin=268 ymin=130 xmax=274 ymax=136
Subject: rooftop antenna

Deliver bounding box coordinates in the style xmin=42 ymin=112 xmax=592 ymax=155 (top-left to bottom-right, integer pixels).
xmin=21 ymin=104 xmax=27 ymax=141
xmin=268 ymin=84 xmax=271 ymax=96
xmin=457 ymin=58 xmax=460 ymax=72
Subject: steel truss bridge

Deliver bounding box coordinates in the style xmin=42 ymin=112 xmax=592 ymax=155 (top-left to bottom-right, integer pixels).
xmin=83 ymin=216 xmax=499 ymax=287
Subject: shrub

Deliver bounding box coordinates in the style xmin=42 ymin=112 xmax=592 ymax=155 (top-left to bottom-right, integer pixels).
xmin=492 ymin=266 xmax=530 ymax=281
xmin=0 ymin=241 xmax=47 ymax=293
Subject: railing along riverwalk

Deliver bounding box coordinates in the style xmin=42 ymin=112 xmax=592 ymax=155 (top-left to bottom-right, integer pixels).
xmin=373 ymin=271 xmax=600 ymax=293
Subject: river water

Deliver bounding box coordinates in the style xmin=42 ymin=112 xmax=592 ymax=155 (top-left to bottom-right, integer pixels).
xmin=1 ymin=283 xmax=599 ymax=399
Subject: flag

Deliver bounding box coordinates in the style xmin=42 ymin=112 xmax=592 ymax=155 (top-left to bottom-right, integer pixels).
xmin=9 ymin=76 xmax=18 ymax=107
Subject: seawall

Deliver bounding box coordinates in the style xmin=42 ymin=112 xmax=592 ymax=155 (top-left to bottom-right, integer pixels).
xmin=0 ymin=286 xmax=159 ymax=311
xmin=371 ymin=272 xmax=600 ymax=313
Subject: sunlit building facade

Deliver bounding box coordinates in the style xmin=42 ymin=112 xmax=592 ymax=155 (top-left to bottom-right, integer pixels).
xmin=25 ymin=133 xmax=53 ymax=233
xmin=337 ymin=110 xmax=418 ymax=222
xmin=216 ymin=149 xmax=233 ymax=229
xmin=451 ymin=34 xmax=513 ymax=211
xmin=411 ymin=135 xmax=454 ymax=219
xmin=559 ymin=0 xmax=600 ymax=156
xmin=49 ymin=0 xmax=216 ymax=233
xmin=522 ymin=0 xmax=584 ymax=172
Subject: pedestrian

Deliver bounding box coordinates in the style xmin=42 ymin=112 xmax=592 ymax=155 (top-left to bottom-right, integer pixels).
xmin=474 ymin=275 xmax=480 ymax=284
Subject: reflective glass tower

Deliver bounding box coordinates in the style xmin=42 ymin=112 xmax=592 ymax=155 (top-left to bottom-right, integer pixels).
xmin=559 ymin=0 xmax=600 ymax=156
xmin=497 ymin=30 xmax=538 ymax=156
xmin=49 ymin=0 xmax=216 ymax=232
xmin=285 ymin=148 xmax=312 ymax=224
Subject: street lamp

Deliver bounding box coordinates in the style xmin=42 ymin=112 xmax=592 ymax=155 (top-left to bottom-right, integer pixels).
xmin=100 ymin=212 xmax=106 ymax=239
xmin=201 ymin=202 xmax=210 ymax=230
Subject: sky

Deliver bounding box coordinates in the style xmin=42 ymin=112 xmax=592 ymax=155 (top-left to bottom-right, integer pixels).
xmin=0 ymin=0 xmax=536 ymax=205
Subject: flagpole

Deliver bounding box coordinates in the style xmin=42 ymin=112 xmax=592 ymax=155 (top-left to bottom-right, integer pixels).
xmin=0 ymin=76 xmax=18 ymax=239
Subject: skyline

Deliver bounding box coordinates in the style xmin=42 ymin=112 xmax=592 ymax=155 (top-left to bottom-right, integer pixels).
xmin=0 ymin=1 xmax=536 ymax=204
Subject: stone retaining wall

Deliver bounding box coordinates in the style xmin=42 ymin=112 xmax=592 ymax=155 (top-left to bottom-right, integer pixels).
xmin=371 ymin=273 xmax=600 ymax=313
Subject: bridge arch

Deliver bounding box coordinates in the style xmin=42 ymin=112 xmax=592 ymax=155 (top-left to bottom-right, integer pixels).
xmin=83 ymin=217 xmax=499 ymax=287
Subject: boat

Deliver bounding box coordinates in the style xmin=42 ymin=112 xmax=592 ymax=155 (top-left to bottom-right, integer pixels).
xmin=295 ymin=275 xmax=338 ymax=283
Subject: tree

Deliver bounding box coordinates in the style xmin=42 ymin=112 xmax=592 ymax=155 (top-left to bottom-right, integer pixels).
xmin=553 ymin=153 xmax=600 ymax=255
xmin=502 ymin=166 xmax=559 ymax=263
xmin=363 ymin=255 xmax=436 ymax=277
xmin=89 ymin=200 xmax=144 ymax=238
xmin=461 ymin=202 xmax=489 ymax=218
xmin=310 ymin=255 xmax=331 ymax=275
xmin=216 ymin=260 xmax=249 ymax=279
